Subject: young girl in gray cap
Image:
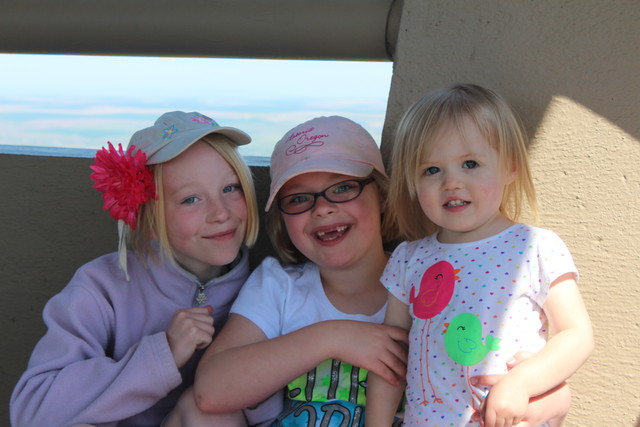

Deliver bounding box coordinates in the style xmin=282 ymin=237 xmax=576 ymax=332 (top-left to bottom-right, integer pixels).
xmin=10 ymin=112 xmax=278 ymax=427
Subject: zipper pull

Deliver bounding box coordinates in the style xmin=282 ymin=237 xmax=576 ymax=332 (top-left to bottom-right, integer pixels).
xmin=196 ymin=283 xmax=207 ymax=305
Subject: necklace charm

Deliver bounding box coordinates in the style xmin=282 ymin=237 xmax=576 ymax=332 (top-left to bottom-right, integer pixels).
xmin=196 ymin=285 xmax=207 ymax=305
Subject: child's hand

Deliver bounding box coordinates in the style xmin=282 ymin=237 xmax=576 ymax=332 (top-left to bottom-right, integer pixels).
xmin=166 ymin=305 xmax=215 ymax=368
xmin=471 ymin=352 xmax=571 ymax=427
xmin=482 ymin=376 xmax=529 ymax=427
xmin=328 ymin=320 xmax=408 ymax=387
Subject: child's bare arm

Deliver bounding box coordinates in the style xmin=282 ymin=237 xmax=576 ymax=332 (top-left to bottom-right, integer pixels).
xmin=482 ymin=274 xmax=593 ymax=427
xmin=365 ymin=294 xmax=411 ymax=426
xmin=472 ymin=352 xmax=571 ymax=427
xmin=163 ymin=386 xmax=247 ymax=427
xmin=194 ymin=313 xmax=408 ymax=414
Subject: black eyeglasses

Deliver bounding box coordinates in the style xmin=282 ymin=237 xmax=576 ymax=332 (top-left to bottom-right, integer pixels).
xmin=277 ymin=178 xmax=374 ymax=215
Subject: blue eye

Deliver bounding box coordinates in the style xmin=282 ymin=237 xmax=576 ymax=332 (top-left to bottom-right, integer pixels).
xmin=463 ymin=160 xmax=479 ymax=169
xmin=424 ymin=166 xmax=440 ymax=176
xmin=290 ymin=194 xmax=313 ymax=205
xmin=330 ymin=182 xmax=357 ymax=195
xmin=182 ymin=196 xmax=198 ymax=205
xmin=223 ymin=184 xmax=243 ymax=194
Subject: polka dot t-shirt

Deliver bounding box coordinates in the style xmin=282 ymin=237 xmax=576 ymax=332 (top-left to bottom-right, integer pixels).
xmin=381 ymin=224 xmax=578 ymax=426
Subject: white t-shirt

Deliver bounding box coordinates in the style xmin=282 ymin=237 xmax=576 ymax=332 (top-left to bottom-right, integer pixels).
xmin=381 ymin=224 xmax=577 ymax=426
xmin=232 ymin=257 xmax=385 ymax=338
xmin=231 ymin=257 xmax=387 ymax=426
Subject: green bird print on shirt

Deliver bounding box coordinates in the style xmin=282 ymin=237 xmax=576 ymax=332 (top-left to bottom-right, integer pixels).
xmin=444 ymin=312 xmax=501 ymax=366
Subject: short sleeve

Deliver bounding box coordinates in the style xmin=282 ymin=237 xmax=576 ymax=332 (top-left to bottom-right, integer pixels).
xmin=381 ymin=241 xmax=412 ymax=304
xmin=230 ymin=257 xmax=291 ymax=339
xmin=537 ymin=230 xmax=579 ymax=284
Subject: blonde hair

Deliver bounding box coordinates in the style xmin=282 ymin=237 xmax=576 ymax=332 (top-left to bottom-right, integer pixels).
xmin=267 ymin=169 xmax=395 ymax=264
xmin=387 ymin=83 xmax=538 ymax=241
xmin=127 ymin=135 xmax=259 ymax=265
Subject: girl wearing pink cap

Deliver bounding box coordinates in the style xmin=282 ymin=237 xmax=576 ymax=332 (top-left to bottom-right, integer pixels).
xmin=190 ymin=116 xmax=408 ymax=426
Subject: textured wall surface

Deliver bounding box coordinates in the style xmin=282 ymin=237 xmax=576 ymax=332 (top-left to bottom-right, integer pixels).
xmin=381 ymin=1 xmax=640 ymax=426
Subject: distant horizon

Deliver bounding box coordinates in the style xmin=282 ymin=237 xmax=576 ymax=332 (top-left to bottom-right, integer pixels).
xmin=0 ymin=54 xmax=392 ymax=158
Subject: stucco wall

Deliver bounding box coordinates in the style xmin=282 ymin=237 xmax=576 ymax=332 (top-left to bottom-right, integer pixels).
xmin=381 ymin=1 xmax=640 ymax=426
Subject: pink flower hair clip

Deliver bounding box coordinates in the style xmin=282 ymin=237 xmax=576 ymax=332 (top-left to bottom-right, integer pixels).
xmin=90 ymin=142 xmax=157 ymax=229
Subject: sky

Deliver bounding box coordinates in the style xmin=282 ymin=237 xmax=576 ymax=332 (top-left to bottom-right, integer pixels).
xmin=0 ymin=54 xmax=393 ymax=159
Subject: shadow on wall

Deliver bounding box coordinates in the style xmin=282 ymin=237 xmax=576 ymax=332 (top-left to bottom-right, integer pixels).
xmin=380 ymin=1 xmax=640 ymax=160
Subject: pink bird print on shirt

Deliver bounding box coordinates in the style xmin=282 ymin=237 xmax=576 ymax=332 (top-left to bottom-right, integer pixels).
xmin=410 ymin=260 xmax=459 ymax=405
xmin=410 ymin=260 xmax=458 ymax=318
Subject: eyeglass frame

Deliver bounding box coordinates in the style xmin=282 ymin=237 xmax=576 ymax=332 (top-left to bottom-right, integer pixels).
xmin=276 ymin=177 xmax=375 ymax=215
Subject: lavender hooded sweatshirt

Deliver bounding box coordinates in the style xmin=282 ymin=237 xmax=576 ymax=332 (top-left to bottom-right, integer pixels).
xmin=10 ymin=244 xmax=263 ymax=427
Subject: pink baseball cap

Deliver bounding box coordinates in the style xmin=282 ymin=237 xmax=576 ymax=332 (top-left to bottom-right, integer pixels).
xmin=266 ymin=116 xmax=387 ymax=211
xmin=129 ymin=111 xmax=251 ymax=165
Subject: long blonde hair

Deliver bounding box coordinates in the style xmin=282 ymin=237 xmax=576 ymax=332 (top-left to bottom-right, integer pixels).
xmin=387 ymin=83 xmax=538 ymax=241
xmin=128 ymin=135 xmax=259 ymax=265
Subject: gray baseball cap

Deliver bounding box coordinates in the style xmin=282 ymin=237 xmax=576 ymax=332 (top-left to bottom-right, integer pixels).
xmin=129 ymin=111 xmax=251 ymax=164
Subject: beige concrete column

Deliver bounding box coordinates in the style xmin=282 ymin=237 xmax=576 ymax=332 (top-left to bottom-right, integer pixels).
xmin=383 ymin=1 xmax=640 ymax=425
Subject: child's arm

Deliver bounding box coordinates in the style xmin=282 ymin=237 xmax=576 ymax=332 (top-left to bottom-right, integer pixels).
xmin=482 ymin=273 xmax=593 ymax=427
xmin=365 ymin=294 xmax=412 ymax=426
xmin=193 ymin=313 xmax=408 ymax=413
xmin=472 ymin=352 xmax=572 ymax=427
xmin=10 ymin=283 xmax=184 ymax=427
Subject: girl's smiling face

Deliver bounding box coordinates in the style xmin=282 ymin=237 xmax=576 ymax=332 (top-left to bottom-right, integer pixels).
xmin=417 ymin=117 xmax=515 ymax=244
xmin=279 ymin=172 xmax=383 ymax=270
xmin=162 ymin=141 xmax=247 ymax=281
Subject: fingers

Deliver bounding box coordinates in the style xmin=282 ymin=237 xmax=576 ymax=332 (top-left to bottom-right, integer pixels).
xmin=326 ymin=321 xmax=409 ymax=387
xmin=471 ymin=373 xmax=505 ymax=387
xmin=483 ymin=384 xmax=528 ymax=427
xmin=505 ymin=351 xmax=534 ymax=369
xmin=371 ymin=327 xmax=408 ymax=387
xmin=484 ymin=409 xmax=521 ymax=427
xmin=385 ymin=330 xmax=408 ymax=362
xmin=176 ymin=307 xmax=215 ymax=341
xmin=167 ymin=306 xmax=216 ymax=367
xmin=384 ymin=324 xmax=410 ymax=344
xmin=370 ymin=357 xmax=405 ymax=387
xmin=471 ymin=408 xmax=485 ymax=426
xmin=380 ymin=351 xmax=407 ymax=386
xmin=378 ymin=324 xmax=409 ymax=379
